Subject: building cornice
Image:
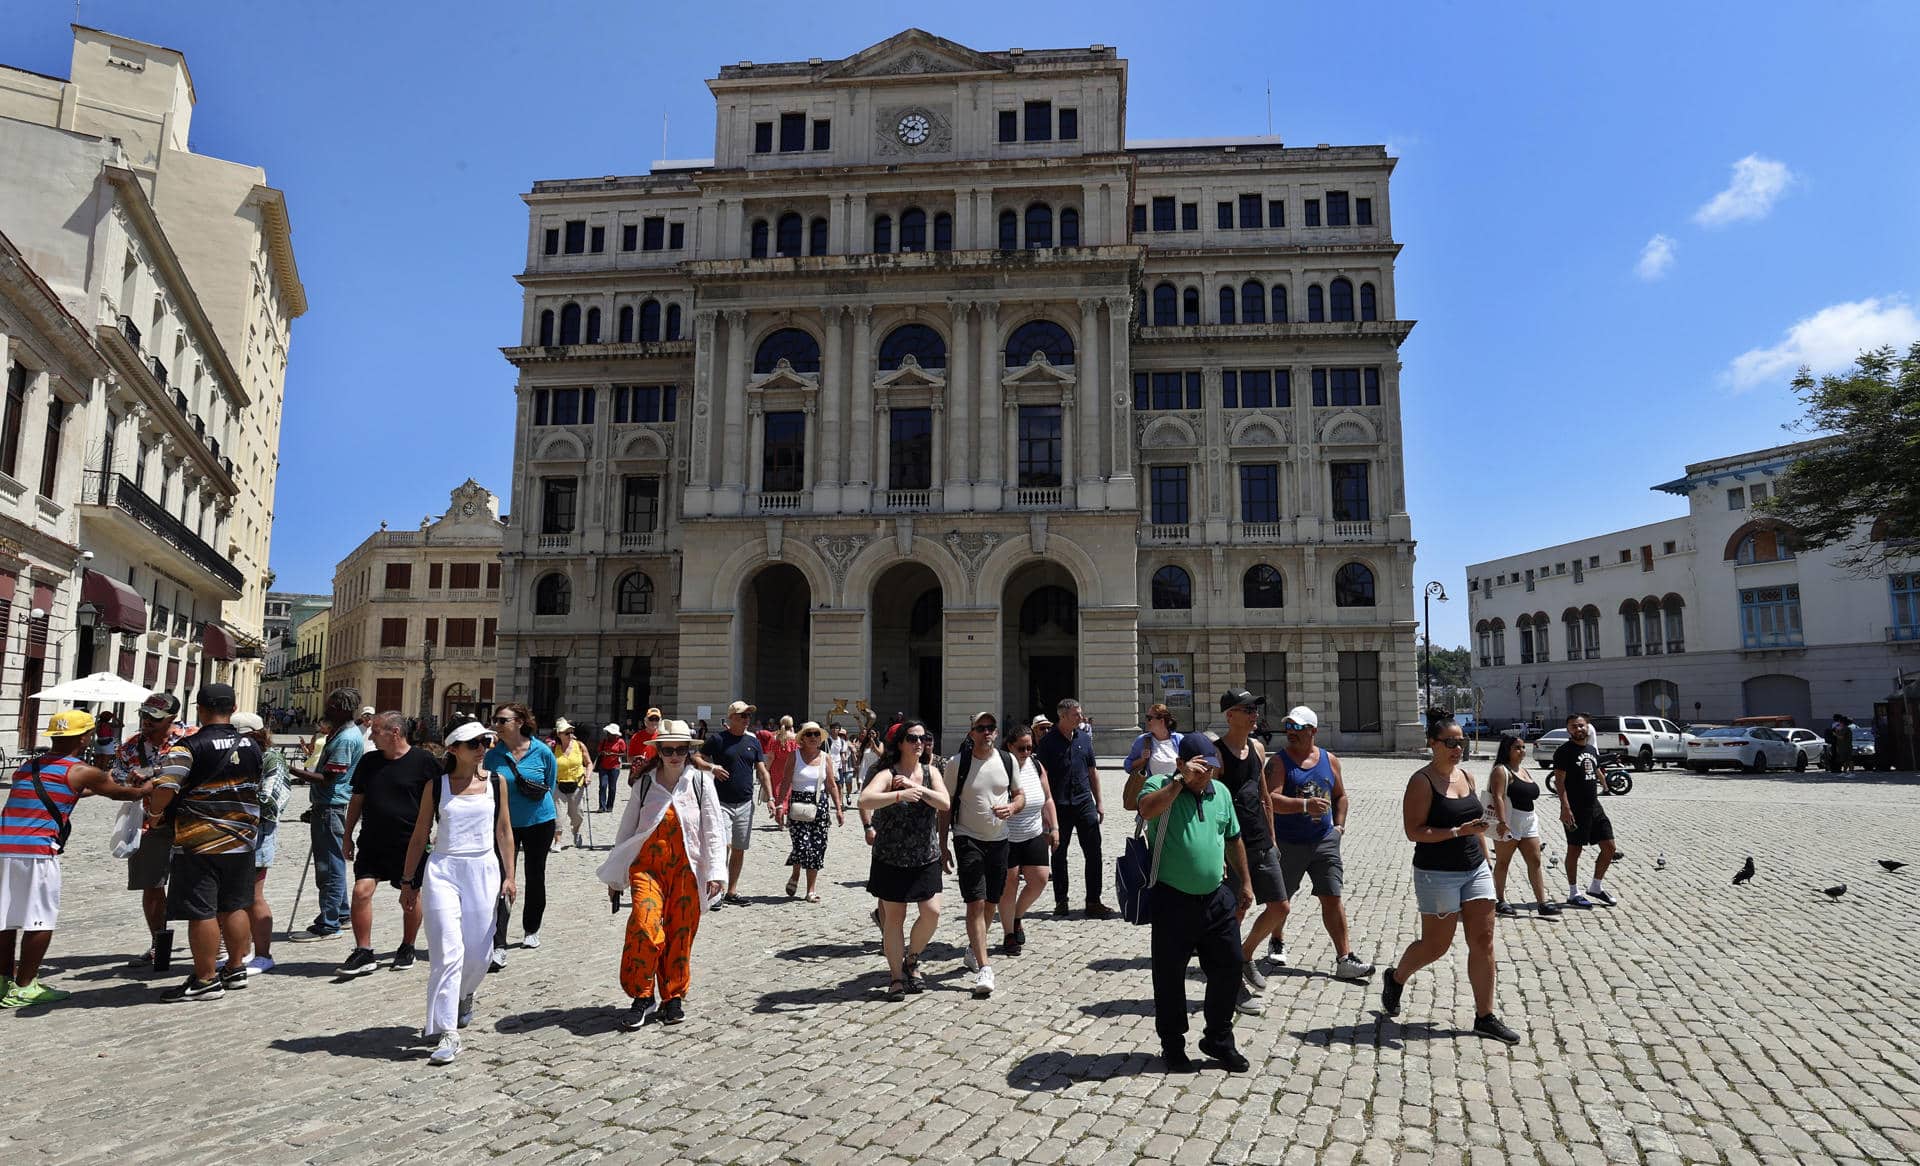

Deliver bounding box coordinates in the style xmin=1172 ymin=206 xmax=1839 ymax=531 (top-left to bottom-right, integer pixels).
xmin=95 ymin=321 xmax=239 ymax=496
xmin=0 ymin=231 xmax=110 ymax=382
xmin=682 ymin=243 xmax=1145 ymax=288
xmin=246 ymin=184 xmax=308 ymax=319
xmin=502 ymin=340 xmax=695 ymax=368
xmin=1133 ymin=320 xmax=1416 ymax=347
xmin=1142 ymin=241 xmax=1404 ymax=263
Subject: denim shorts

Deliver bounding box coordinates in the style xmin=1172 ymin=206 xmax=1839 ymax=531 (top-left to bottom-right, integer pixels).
xmin=255 ymin=820 xmax=278 ymax=869
xmin=1412 ymin=862 xmax=1496 ymax=917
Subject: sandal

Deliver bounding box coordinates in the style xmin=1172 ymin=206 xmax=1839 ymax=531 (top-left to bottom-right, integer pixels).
xmin=903 ymin=952 xmax=924 ymax=994
xmin=886 ymin=978 xmax=907 ymax=1001
xmin=785 ymin=878 xmax=799 ymax=898
xmin=806 ymin=892 xmax=821 ymax=903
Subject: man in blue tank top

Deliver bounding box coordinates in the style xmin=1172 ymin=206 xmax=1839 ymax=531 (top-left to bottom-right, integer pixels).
xmin=1268 ymin=706 xmax=1375 ymax=981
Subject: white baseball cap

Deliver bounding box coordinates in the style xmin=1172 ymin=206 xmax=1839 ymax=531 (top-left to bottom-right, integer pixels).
xmin=445 ymin=720 xmax=495 ymax=748
xmin=1283 ymin=706 xmax=1319 ymax=729
xmin=231 ymin=712 xmax=265 ymax=733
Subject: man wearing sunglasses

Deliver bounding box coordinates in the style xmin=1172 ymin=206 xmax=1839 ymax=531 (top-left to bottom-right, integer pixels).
xmin=700 ymin=701 xmax=772 ymax=906
xmin=1268 ymin=705 xmax=1375 ymax=983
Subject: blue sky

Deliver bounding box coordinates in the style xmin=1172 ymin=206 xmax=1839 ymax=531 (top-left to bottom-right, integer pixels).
xmin=13 ymin=1 xmax=1920 ymax=647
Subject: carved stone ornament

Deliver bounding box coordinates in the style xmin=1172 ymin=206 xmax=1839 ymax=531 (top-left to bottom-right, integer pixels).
xmin=944 ymin=530 xmax=1000 ymax=585
xmin=815 ymin=533 xmax=870 ymax=591
xmin=883 ymin=50 xmax=960 ymax=75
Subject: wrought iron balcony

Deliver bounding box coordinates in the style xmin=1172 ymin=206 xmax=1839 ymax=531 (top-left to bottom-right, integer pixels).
xmin=118 ymin=314 xmax=141 ymax=349
xmin=84 ymin=471 xmax=244 ymax=591
xmin=149 ymin=357 xmax=169 ymax=388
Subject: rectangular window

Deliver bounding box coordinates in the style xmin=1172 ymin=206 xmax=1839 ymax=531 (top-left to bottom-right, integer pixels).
xmin=563 ymin=220 xmax=586 ymax=254
xmin=487 ymin=562 xmax=500 ymax=589
xmin=812 ymin=119 xmax=831 ymax=150
xmin=1181 ymin=202 xmax=1198 ymax=231
xmin=380 ymin=618 xmax=407 ymax=649
xmin=1131 ymin=204 xmax=1147 ymax=233
xmin=622 ymin=475 xmax=661 ymax=532
xmin=543 ymin=228 xmax=559 ymax=256
xmin=889 ymin=408 xmax=933 ymax=490
xmin=1146 ymin=372 xmax=1191 ymax=410
xmin=1749 ymin=481 xmax=1769 ymax=503
xmin=589 ymin=225 xmax=605 ymax=253
xmin=1017 ymin=405 xmax=1063 ymax=488
xmin=1217 ymin=201 xmax=1234 ymax=229
xmin=1356 ymin=197 xmax=1373 ymax=225
xmin=1326 ymin=191 xmax=1350 ymax=226
xmin=541 ymin=477 xmax=578 ymax=533
xmin=547 ymin=387 xmax=582 ymax=425
xmin=1663 ymin=541 xmax=1676 ymax=555
xmin=1330 ymin=462 xmax=1370 ymax=521
xmin=1238 ymin=193 xmax=1264 ymax=229
xmin=615 ymin=384 xmax=677 ymax=423
xmin=1326 ymin=368 xmax=1363 ymax=406
xmin=1245 ymin=652 xmax=1288 ymax=718
xmin=753 ymin=122 xmax=773 ymax=153
xmin=621 ymin=224 xmax=638 ymax=251
xmin=1149 ymin=466 xmax=1189 ymax=525
xmin=1728 ymin=487 xmax=1746 ymax=510
xmin=37 ymin=398 xmax=65 ymax=498
xmin=1240 ymin=464 xmax=1280 ymax=523
xmin=1304 ymin=199 xmax=1321 ymax=227
xmin=482 ymin=618 xmax=497 ymax=648
xmin=384 ymin=563 xmax=411 ymax=591
xmin=1312 ymin=369 xmax=1326 ymax=407
xmin=528 ymin=658 xmax=564 ymax=728
xmin=998 ymin=110 xmax=1018 ymax=143
xmin=1151 ymin=197 xmax=1176 ymax=232
xmin=1364 ymin=367 xmax=1381 ymax=405
xmin=1235 ymin=369 xmax=1274 ymax=408
xmin=1058 ymin=108 xmax=1077 ymax=140
xmin=374 ymin=678 xmax=405 ymax=712
xmin=642 ymin=217 xmax=665 ymax=251
xmin=1892 ymin=573 xmax=1920 ymax=640
xmin=429 ymin=562 xmax=444 ymax=589
xmin=445 ymin=618 xmax=478 ymax=649
xmin=668 ymin=222 xmax=685 ymax=249
xmin=449 ymin=563 xmax=481 ymax=589
xmin=1267 ymin=199 xmax=1286 ymax=228
xmin=424 ymin=618 xmax=438 ymax=645
xmin=1338 ymin=651 xmax=1382 ymax=733
xmin=762 ymin=411 xmax=806 ymax=492
xmin=1024 ymin=100 xmax=1053 ymax=141
xmin=479 ymin=677 xmax=495 ymax=702
xmin=779 ymin=112 xmax=806 ymax=152
xmin=0 ymin=364 xmax=27 ymax=479
xmin=1741 ymin=584 xmax=1803 ymax=648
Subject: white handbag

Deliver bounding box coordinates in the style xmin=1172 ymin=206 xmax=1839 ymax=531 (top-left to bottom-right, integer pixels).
xmin=787 ymin=792 xmax=819 ymax=823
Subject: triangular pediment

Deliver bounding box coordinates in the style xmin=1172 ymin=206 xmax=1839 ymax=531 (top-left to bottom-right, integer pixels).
xmin=875 ymin=357 xmax=947 ymax=390
xmin=748 ymin=361 xmax=820 ymax=393
xmin=824 ymin=30 xmax=1007 ymax=79
xmin=1002 ymin=353 xmax=1075 ymax=387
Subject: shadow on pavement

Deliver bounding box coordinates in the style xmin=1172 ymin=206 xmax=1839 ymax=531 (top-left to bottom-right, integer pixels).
xmin=494 ymin=1006 xmax=624 ymax=1038
xmin=771 ymin=941 xmax=873 ymax=962
xmin=1076 ymin=996 xmax=1155 ymax=1017
xmin=10 ymin=981 xmax=154 ymax=1012
xmin=268 ymin=1024 xmax=430 ymax=1059
xmin=1006 ymin=1049 xmax=1161 ymax=1091
xmin=1292 ymin=1017 xmax=1458 ymax=1048
xmin=752 ymin=976 xmax=888 ymax=1013
xmin=1086 ymin=956 xmax=1151 ymax=972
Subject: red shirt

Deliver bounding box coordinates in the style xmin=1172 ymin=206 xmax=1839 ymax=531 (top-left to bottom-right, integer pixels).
xmin=597 ymin=736 xmax=627 ymax=771
xmin=627 ymin=729 xmax=657 ymax=767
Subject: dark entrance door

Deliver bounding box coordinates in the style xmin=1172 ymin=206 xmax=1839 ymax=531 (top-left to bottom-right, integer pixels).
xmin=917 ymin=656 xmax=942 ymax=737
xmin=1028 ymin=655 xmax=1075 ymax=720
xmin=17 ymin=658 xmax=43 ymax=749
xmin=612 ymin=656 xmax=651 ymax=730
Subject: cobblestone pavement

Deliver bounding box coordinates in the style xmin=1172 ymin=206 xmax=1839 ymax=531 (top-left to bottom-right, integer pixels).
xmin=5 ymin=758 xmax=1920 ymax=1165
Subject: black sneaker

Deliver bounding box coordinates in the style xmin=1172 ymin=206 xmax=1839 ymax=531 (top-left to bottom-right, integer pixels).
xmin=391 ymin=943 xmax=418 ymax=971
xmin=1495 ymin=900 xmax=1517 ymax=917
xmin=1380 ymin=967 xmax=1403 ymax=1017
xmin=1003 ymin=935 xmax=1024 ymax=957
xmin=657 ymin=997 xmax=685 ymax=1025
xmin=288 ymin=925 xmax=340 ymax=943
xmin=1538 ymin=902 xmax=1564 ymax=917
xmin=338 ymin=947 xmax=379 ymax=977
xmin=1161 ymin=1046 xmax=1195 ymax=1073
xmin=216 ymin=963 xmax=249 ymax=991
xmin=1197 ymin=1035 xmax=1249 ymax=1072
xmin=162 ymin=975 xmax=225 ymax=1003
xmin=1012 ymin=919 xmax=1027 ymax=946
xmin=1054 ymin=899 xmax=1071 ymax=916
xmin=620 ymin=998 xmax=653 ymax=1031
xmin=1474 ymin=1013 xmax=1522 ymax=1045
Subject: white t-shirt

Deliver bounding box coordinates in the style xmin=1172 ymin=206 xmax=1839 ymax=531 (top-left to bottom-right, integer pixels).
xmin=790 ymin=752 xmax=826 ymax=795
xmin=1146 ymin=735 xmax=1180 ymax=776
xmin=949 ymin=748 xmax=1011 ymax=842
xmin=1006 ymin=755 xmax=1046 ymax=842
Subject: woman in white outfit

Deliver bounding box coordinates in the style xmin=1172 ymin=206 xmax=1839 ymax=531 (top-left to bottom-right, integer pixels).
xmin=399 ymin=720 xmax=517 ymax=1065
xmin=780 ymin=722 xmax=844 ymax=901
xmin=1488 ymin=733 xmax=1560 ymax=918
xmin=996 ymin=723 xmax=1057 ymax=957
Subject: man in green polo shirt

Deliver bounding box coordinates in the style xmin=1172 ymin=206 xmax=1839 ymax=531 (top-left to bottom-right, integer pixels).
xmin=1137 ymin=733 xmax=1254 ymax=1072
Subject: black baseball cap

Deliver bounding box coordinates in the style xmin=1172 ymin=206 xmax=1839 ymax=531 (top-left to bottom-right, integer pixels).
xmin=196 ymin=683 xmax=237 ymax=713
xmin=1177 ymin=733 xmax=1222 ymax=767
xmin=1219 ymin=688 xmax=1266 ymax=712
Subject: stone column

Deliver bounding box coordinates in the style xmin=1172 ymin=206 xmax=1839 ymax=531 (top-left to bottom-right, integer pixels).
xmin=817 ymin=306 xmax=845 ymax=511
xmin=849 ymin=193 xmax=869 ymax=253
xmin=928 ymin=400 xmax=944 ymax=496
xmin=976 ymin=302 xmax=1003 ymax=501
xmin=720 ymin=309 xmax=750 ymax=507
xmin=955 ymin=188 xmax=976 ymax=250
xmin=1105 ymin=295 xmax=1136 ymax=509
xmin=808 ymin=609 xmax=866 ymax=725
xmin=802 ymin=399 xmax=819 ymax=508
xmin=1077 ymin=297 xmax=1103 ymax=497
xmin=746 ymin=398 xmax=765 ymax=497
xmin=875 ymin=402 xmax=893 ymax=496
xmin=689 ymin=310 xmax=718 ymax=493
xmin=828 ymin=194 xmax=848 ymax=255
xmin=943 ymin=298 xmax=972 ymax=507
xmin=945 ymin=300 xmax=972 ymax=511
xmin=847 ymin=306 xmax=873 ymax=505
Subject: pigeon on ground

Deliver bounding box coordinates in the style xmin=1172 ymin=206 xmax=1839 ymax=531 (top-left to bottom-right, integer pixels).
xmin=1733 ymin=857 xmax=1755 ymax=886
xmin=1656 ymin=854 xmax=1667 ymax=871
xmin=1880 ymin=860 xmax=1908 ymax=872
xmin=1819 ymin=884 xmax=1847 ymax=900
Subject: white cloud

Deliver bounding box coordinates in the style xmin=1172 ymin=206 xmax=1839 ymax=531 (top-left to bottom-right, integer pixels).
xmin=1724 ymin=296 xmax=1920 ymax=390
xmin=1693 ymin=154 xmax=1795 ymax=226
xmin=1635 ymin=234 xmax=1677 ymax=281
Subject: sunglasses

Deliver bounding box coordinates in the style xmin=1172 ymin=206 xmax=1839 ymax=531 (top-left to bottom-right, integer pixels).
xmin=457 ymin=737 xmax=493 ymax=749
xmin=1438 ymin=738 xmax=1466 ymax=749
xmin=658 ymin=745 xmax=691 ymax=756
xmin=973 ymin=724 xmax=997 ymax=733
xmin=803 ymin=731 xmax=823 ymax=739
xmin=1010 ymin=744 xmax=1032 ymax=754
xmin=490 ymin=716 xmax=514 ymax=725
xmin=903 ymin=732 xmax=929 ymax=742
xmin=647 ymin=716 xmax=661 ymax=722
xmin=1283 ymin=721 xmax=1312 ymax=732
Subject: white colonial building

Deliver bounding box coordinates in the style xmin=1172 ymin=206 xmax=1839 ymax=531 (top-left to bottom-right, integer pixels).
xmin=498 ymin=30 xmax=1419 ymax=750
xmin=1467 ymin=438 xmax=1917 ymax=728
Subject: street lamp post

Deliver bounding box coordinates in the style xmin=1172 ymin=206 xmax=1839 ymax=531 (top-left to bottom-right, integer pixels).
xmin=1423 ymin=581 xmax=1449 ymax=712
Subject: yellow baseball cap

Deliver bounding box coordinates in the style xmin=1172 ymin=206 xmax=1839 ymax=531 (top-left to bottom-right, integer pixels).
xmin=48 ymin=709 xmax=97 ymax=738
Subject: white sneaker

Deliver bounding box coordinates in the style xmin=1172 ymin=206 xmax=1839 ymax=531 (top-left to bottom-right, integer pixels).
xmin=458 ymin=994 xmax=474 ymax=1028
xmin=963 ymin=949 xmax=979 ymax=973
xmin=1266 ymin=939 xmax=1287 ymax=968
xmin=488 ymin=947 xmax=508 ymax=972
xmin=521 ymin=933 xmax=541 ymax=950
xmin=1235 ymin=982 xmax=1266 ymax=1015
xmin=972 ymin=965 xmax=995 ymax=998
xmin=244 ymin=955 xmax=276 ymax=973
xmin=428 ymin=1032 xmax=461 ymax=1065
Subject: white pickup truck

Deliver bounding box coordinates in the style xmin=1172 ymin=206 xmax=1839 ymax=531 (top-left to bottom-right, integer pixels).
xmin=1589 ymin=715 xmax=1687 ymax=770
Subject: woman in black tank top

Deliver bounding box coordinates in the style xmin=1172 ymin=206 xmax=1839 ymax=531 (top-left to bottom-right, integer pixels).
xmin=1488 ymin=734 xmax=1557 ymax=917
xmin=1379 ymin=713 xmax=1521 ymax=1045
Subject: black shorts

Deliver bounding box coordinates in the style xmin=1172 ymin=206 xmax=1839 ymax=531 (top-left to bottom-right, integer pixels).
xmin=1007 ymin=834 xmax=1050 ymax=869
xmin=1566 ymin=805 xmax=1614 ymax=846
xmin=352 ymin=844 xmax=410 ymax=888
xmin=953 ymin=835 xmax=1010 ymax=904
xmin=1247 ymin=842 xmax=1288 ymax=904
xmin=166 ymin=851 xmax=257 ymax=921
xmin=869 ymin=857 xmax=942 ymax=905
xmin=127 ymin=822 xmax=174 ymax=891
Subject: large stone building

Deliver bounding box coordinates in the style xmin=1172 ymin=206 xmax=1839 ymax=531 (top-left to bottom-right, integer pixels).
xmin=498 ymin=30 xmax=1418 ymax=750
xmin=0 ymin=26 xmax=305 ymax=714
xmin=1466 ymin=438 xmax=1916 ymax=728
xmin=286 ymin=605 xmax=329 ymax=725
xmin=324 ymin=481 xmax=504 ymax=728
xmin=259 ymin=590 xmax=328 ymax=717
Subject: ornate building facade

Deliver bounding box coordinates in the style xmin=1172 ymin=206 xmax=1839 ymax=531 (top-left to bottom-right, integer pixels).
xmin=498 ymin=30 xmax=1419 ymax=749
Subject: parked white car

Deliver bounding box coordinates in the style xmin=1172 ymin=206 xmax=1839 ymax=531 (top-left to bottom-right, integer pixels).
xmin=1530 ymin=729 xmax=1570 ymax=769
xmin=1683 ymin=726 xmax=1798 ymax=772
xmin=1589 ymin=715 xmax=1686 ymax=770
xmin=1780 ymin=728 xmax=1829 ymax=772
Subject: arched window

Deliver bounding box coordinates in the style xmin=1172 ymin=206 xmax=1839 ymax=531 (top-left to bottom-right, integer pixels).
xmin=1242 ymin=280 xmax=1267 ymax=324
xmin=808 ymin=217 xmax=828 ymax=256
xmin=1182 ymin=287 xmax=1200 ymax=325
xmin=665 ymin=304 xmax=682 ymax=340
xmin=559 ymin=302 xmax=582 ymax=345
xmin=1059 ymin=207 xmax=1080 ymax=247
xmin=1662 ymin=594 xmax=1685 ymax=653
xmin=1151 ymin=565 xmax=1193 ymax=610
xmin=1517 ymin=614 xmax=1536 ymax=663
xmin=638 ymin=300 xmax=661 ymax=343
xmin=616 ymin=571 xmax=654 ymax=615
xmin=1334 ymin=562 xmax=1375 ymax=607
xmin=1218 ymin=286 xmax=1237 ymax=325
xmin=1360 ymin=282 xmax=1377 ymax=321
xmin=585 ymin=307 xmax=602 ymax=344
xmin=1581 ymin=605 xmax=1601 ymax=657
xmin=534 ymin=573 xmax=572 ymax=615
xmin=1330 ymin=278 xmax=1355 ymax=322
xmin=1003 ymin=319 xmax=1074 ymax=368
xmin=1025 ymin=203 xmax=1053 ymax=249
xmin=753 ymin=327 xmax=822 ymax=374
xmin=899 ymin=208 xmax=927 ymax=252
xmin=1619 ymin=600 xmax=1642 ymax=656
xmin=1477 ymin=619 xmax=1493 ymax=666
xmin=1307 ymin=285 xmax=1325 ymax=323
xmin=999 ymin=209 xmax=1019 ymax=250
xmin=1563 ymin=607 xmax=1583 ymax=658
xmin=749 ymin=219 xmax=770 ymax=259
xmin=1490 ymin=618 xmax=1507 ymax=665
xmin=1020 ymin=585 xmax=1077 ymax=634
xmin=1533 ymin=611 xmax=1551 ymax=662
xmin=776 ymin=212 xmax=803 ymax=257
xmin=878 ymin=323 xmax=947 ymax=370
xmin=1641 ymin=597 xmax=1663 ymax=656
xmin=933 ymin=212 xmax=954 ymax=252
xmin=538 ymin=309 xmax=555 ymax=346
xmin=1152 ymin=283 xmax=1179 ymax=327
xmin=1271 ymin=284 xmax=1289 ymax=323
xmin=873 ymin=214 xmax=893 ymax=253
xmin=1243 ymin=564 xmax=1284 ymax=609
xmin=617 ymin=305 xmax=634 ymax=343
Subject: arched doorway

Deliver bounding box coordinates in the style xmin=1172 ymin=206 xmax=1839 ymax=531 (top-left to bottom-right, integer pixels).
xmin=743 ymin=563 xmax=811 ymax=720
xmin=1743 ymin=674 xmax=1811 ymax=726
xmin=1003 ymin=561 xmax=1079 ymax=724
xmin=1566 ymin=683 xmax=1605 ymax=718
xmin=443 ymin=682 xmax=483 ymax=727
xmin=869 ymin=562 xmax=943 ymax=734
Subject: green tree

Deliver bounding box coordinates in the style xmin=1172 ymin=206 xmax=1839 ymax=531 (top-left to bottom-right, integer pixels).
xmin=1427 ymin=645 xmax=1471 ymax=688
xmin=1761 ymin=343 xmax=1920 ymax=571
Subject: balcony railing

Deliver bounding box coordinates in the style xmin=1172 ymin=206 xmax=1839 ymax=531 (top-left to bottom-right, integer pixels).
xmin=172 ymin=388 xmax=189 ymax=415
xmin=536 ymin=532 xmax=576 ymax=552
xmin=618 ymin=531 xmax=659 ymax=551
xmin=1015 ymin=486 xmax=1062 ymax=508
xmin=1240 ymin=522 xmax=1283 ymax=541
xmin=757 ymin=492 xmax=802 ymax=513
xmin=881 ymin=490 xmax=933 ymax=512
xmin=1144 ymin=523 xmax=1190 ymax=544
xmin=1889 ymin=625 xmax=1920 ymax=643
xmin=149 ymin=357 xmax=169 ymax=388
xmin=1331 ymin=520 xmax=1374 ymax=540
xmin=118 ymin=314 xmax=141 ymax=349
xmin=84 ymin=471 xmax=244 ymax=590
xmin=1743 ymin=631 xmax=1805 ymax=650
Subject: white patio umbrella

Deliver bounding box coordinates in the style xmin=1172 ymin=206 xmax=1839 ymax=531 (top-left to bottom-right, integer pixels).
xmin=31 ymin=671 xmax=155 ymax=704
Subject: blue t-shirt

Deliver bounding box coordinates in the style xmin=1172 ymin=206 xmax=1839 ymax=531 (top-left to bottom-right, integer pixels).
xmin=486 ymin=738 xmax=557 ymax=828
xmin=702 ymin=731 xmax=765 ymax=805
xmin=317 ymin=728 xmax=364 ymax=809
xmin=1034 ymin=726 xmax=1097 ymax=810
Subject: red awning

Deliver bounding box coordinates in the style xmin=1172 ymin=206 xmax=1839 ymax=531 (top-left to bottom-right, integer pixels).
xmin=202 ymin=622 xmax=236 ymax=661
xmin=81 ymin=570 xmax=148 ymax=635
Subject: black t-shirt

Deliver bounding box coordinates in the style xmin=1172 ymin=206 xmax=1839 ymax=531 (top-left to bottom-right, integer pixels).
xmin=350 ymin=746 xmax=438 ymax=849
xmin=1552 ymin=741 xmax=1602 ymax=811
xmin=1033 ymin=727 xmax=1096 ymax=809
xmin=1214 ymin=735 xmax=1272 ymax=853
xmin=702 ymin=731 xmax=765 ymax=805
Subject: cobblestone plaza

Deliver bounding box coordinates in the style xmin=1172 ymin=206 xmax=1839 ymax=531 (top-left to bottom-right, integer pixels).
xmin=4 ymin=757 xmax=1918 ymax=1164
